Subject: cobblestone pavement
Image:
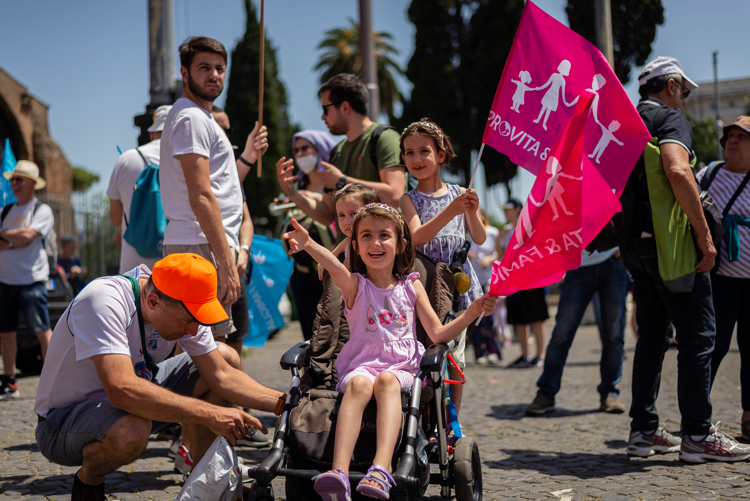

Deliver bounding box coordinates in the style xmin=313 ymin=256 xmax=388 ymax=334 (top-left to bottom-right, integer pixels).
xmin=2 ymin=300 xmax=750 ymax=500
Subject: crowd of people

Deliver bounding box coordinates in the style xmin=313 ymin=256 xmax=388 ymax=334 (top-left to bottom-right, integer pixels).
xmin=0 ymin=34 xmax=749 ymax=500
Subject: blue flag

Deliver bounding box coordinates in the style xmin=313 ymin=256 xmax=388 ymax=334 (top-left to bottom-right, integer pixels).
xmin=244 ymin=235 xmax=294 ymax=347
xmin=1 ymin=138 xmax=17 ymax=207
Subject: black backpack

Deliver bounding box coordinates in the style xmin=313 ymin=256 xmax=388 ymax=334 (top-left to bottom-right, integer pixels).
xmin=586 ymin=105 xmax=669 ymax=253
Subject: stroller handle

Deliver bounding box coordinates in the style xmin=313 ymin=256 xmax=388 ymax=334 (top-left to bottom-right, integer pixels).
xmin=419 ymin=339 xmax=457 ymax=372
xmin=280 ymin=341 xmax=311 ymax=370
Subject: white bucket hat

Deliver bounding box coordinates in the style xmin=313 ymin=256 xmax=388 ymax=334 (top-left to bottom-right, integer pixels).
xmin=3 ymin=160 xmax=46 ymax=190
xmin=638 ymin=56 xmax=698 ymax=91
xmin=147 ymin=105 xmax=173 ymax=132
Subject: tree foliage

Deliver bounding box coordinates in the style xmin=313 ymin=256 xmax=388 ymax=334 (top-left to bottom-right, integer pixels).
xmin=687 ymin=115 xmax=719 ymax=167
xmin=225 ymin=0 xmax=298 ymax=230
xmin=314 ymin=18 xmax=404 ymax=122
xmin=402 ymin=0 xmax=523 ymax=193
xmin=71 ymin=166 xmax=100 ymax=193
xmin=566 ymin=0 xmax=664 ymax=85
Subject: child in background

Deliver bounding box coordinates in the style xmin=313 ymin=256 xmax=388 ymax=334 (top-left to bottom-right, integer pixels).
xmin=318 ymin=183 xmax=380 ymax=278
xmin=57 ymin=234 xmax=86 ymax=296
xmin=284 ymin=203 xmax=496 ymax=500
xmin=399 ymin=119 xmax=485 ymax=420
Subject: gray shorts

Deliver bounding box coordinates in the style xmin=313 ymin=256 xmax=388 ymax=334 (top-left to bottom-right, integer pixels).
xmin=35 ymin=352 xmax=201 ymax=467
xmin=163 ymin=243 xmax=236 ymax=337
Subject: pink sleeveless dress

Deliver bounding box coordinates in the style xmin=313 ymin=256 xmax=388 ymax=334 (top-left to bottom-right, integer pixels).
xmin=336 ymin=272 xmax=425 ymax=393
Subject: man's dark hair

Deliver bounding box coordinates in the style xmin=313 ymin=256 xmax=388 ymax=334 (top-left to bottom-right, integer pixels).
xmin=145 ymin=276 xmax=180 ymax=308
xmin=212 ymin=105 xmax=225 ymax=113
xmin=318 ymin=74 xmax=369 ymax=116
xmin=179 ymin=36 xmax=228 ymax=70
xmin=638 ymin=73 xmax=682 ymax=99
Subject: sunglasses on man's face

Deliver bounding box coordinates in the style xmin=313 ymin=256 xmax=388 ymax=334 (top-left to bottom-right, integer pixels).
xmin=10 ymin=177 xmax=25 ymax=184
xmin=675 ymin=80 xmax=691 ymax=99
xmin=322 ymin=102 xmax=339 ymax=116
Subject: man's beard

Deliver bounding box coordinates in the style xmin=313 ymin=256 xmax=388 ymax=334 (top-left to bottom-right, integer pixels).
xmin=188 ymin=73 xmax=223 ymax=102
xmin=327 ymin=115 xmax=349 ymax=136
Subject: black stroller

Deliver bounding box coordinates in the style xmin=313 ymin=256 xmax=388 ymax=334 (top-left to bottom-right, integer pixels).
xmin=245 ymin=252 xmax=483 ymax=501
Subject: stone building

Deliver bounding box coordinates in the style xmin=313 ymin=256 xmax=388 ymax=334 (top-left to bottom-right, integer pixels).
xmin=0 ymin=66 xmax=74 ymax=238
xmin=682 ymin=76 xmax=750 ymax=126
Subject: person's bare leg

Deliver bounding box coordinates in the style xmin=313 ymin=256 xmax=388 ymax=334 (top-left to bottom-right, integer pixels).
xmin=364 ymin=372 xmax=402 ymax=489
xmin=227 ymin=340 xmax=244 ymax=371
xmin=0 ymin=332 xmax=17 ymax=375
xmin=331 ymin=376 xmax=374 ymax=475
xmin=35 ymin=329 xmax=52 ymax=360
xmin=631 ymin=300 xmax=638 ymax=339
xmin=532 ymin=321 xmax=546 ymax=359
xmin=184 ymin=343 xmax=242 ymax=461
xmin=77 ymin=413 xmax=151 ymax=485
xmin=515 ymin=324 xmax=529 ymax=359
xmin=447 ymin=366 xmax=464 ymax=416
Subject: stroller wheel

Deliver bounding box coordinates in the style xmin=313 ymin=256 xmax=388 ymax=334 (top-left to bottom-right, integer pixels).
xmin=453 ymin=437 xmax=482 ymax=501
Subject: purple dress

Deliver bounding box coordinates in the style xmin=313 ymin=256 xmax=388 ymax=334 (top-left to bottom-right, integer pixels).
xmin=407 ymin=184 xmax=483 ymax=311
xmin=336 ymin=273 xmax=425 ymax=393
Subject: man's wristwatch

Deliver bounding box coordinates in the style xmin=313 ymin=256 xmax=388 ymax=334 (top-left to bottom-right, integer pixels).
xmin=274 ymin=393 xmax=288 ymax=416
xmin=335 ymin=175 xmax=348 ymax=191
xmin=240 ymin=245 xmax=251 ymax=254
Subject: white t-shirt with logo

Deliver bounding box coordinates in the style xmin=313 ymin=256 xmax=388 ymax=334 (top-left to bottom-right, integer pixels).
xmin=107 ymin=139 xmax=162 ymax=273
xmin=159 ymin=98 xmax=242 ymax=251
xmin=34 ymin=264 xmax=217 ymax=417
xmin=0 ymin=197 xmax=54 ymax=285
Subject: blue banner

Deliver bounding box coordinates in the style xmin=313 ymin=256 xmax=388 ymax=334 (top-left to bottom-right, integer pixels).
xmin=1 ymin=138 xmax=17 ymax=207
xmin=244 ymin=235 xmax=294 ymax=347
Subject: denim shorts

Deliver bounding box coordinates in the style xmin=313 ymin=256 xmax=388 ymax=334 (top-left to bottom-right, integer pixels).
xmin=0 ymin=281 xmax=50 ymax=333
xmin=35 ymin=352 xmax=201 ymax=467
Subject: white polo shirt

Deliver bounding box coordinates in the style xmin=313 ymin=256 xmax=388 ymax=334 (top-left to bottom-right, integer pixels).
xmin=159 ymin=97 xmax=242 ymax=251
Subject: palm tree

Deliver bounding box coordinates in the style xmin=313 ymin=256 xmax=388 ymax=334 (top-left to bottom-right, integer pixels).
xmin=315 ymin=18 xmax=404 ymax=122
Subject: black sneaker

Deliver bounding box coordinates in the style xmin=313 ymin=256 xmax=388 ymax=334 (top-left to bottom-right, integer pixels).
xmin=680 ymin=422 xmax=750 ymax=463
xmin=529 ymin=356 xmax=545 ymax=367
xmin=71 ymin=474 xmax=105 ymax=501
xmin=525 ymin=395 xmax=555 ymax=415
xmin=508 ymin=355 xmax=530 ymax=369
xmin=0 ymin=377 xmax=19 ymax=399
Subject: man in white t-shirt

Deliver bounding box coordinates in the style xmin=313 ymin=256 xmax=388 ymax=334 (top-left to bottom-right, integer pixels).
xmin=0 ymin=161 xmax=55 ymax=400
xmin=108 ymin=104 xmax=172 ymax=273
xmin=160 ymin=36 xmax=267 ymax=341
xmin=34 ymin=253 xmax=285 ymax=501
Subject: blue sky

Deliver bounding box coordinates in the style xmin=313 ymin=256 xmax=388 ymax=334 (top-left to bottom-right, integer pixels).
xmin=1 ymin=0 xmax=748 ymax=220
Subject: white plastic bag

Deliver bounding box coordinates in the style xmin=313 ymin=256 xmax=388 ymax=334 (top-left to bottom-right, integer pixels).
xmin=175 ymin=436 xmax=242 ymax=501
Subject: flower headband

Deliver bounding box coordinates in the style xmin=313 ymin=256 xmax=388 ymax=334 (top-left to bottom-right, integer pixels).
xmin=354 ymin=203 xmax=406 ymax=225
xmin=401 ymin=121 xmax=444 ymax=147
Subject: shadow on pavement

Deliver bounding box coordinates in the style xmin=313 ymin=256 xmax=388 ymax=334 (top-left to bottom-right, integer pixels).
xmin=486 ymin=450 xmax=681 ymax=479
xmin=3 ymin=443 xmax=39 ymax=453
xmin=487 ymin=404 xmax=599 ymax=421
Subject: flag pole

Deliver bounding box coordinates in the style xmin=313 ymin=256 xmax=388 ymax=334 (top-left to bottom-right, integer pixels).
xmin=467 ymin=143 xmax=485 ymax=191
xmin=257 ymin=0 xmax=265 ymax=178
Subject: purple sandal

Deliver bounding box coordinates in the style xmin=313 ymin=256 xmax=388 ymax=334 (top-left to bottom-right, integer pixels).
xmin=355 ymin=464 xmax=395 ymax=500
xmin=313 ymin=468 xmax=351 ymax=501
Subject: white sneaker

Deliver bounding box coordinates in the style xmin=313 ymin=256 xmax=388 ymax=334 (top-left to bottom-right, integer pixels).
xmin=680 ymin=422 xmax=750 ymax=463
xmin=174 ymin=445 xmax=194 ymax=476
xmin=475 ymin=356 xmax=489 ymax=365
xmin=487 ymin=353 xmax=500 ymax=364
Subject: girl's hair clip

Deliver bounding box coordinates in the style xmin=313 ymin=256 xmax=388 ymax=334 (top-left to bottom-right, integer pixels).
xmin=355 ymin=203 xmax=406 ymax=225
xmin=401 ymin=121 xmax=444 ymax=148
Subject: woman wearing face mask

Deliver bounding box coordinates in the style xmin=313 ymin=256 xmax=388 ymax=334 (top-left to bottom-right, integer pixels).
xmin=278 ymin=130 xmax=337 ymax=340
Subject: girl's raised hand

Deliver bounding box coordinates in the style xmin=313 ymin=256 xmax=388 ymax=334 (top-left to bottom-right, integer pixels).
xmin=448 ymin=192 xmax=473 ymax=217
xmin=282 ymin=218 xmax=310 ymax=255
xmin=465 ymin=189 xmax=480 ymax=215
xmin=470 ymin=294 xmax=499 ymax=319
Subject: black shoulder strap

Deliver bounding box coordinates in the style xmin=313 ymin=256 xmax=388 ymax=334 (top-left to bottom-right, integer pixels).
xmin=135 ymin=148 xmax=150 ymax=167
xmin=369 ymin=125 xmax=396 ymax=168
xmin=0 ymin=203 xmax=14 ymax=224
xmin=700 ymin=161 xmax=724 ymax=192
xmin=118 ymin=274 xmax=160 ymax=377
xmin=723 ymin=169 xmax=750 ymax=218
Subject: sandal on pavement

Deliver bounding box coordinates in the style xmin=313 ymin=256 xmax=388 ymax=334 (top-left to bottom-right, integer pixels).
xmin=356 ymin=464 xmax=395 ymax=500
xmin=313 ymin=468 xmax=351 ymax=501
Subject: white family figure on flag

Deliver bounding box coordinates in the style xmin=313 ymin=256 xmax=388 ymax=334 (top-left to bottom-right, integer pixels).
xmin=585 ymin=74 xmax=606 ymax=122
xmin=532 ymin=60 xmax=580 ymax=130
xmin=589 ymin=120 xmax=624 ymax=164
xmin=510 ymin=71 xmax=533 ymax=112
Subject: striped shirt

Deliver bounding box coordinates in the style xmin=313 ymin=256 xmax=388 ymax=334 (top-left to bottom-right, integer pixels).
xmin=697 ymin=166 xmax=750 ymax=278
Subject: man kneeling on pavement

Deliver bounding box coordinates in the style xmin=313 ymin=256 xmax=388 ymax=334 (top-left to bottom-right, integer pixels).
xmin=34 ymin=253 xmax=286 ymax=501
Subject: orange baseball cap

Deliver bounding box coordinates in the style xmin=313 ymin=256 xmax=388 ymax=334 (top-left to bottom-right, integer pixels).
xmin=151 ymin=253 xmax=228 ymax=326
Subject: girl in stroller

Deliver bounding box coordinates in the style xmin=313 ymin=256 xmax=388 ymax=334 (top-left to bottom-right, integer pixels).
xmin=284 ymin=203 xmax=497 ymax=500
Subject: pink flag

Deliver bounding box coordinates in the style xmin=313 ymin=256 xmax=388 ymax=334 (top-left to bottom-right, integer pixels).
xmin=482 ymin=1 xmax=650 ymax=197
xmin=484 ymin=1 xmax=651 ymax=297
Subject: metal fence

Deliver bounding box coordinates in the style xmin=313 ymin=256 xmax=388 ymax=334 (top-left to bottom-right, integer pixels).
xmin=40 ymin=192 xmax=120 ymax=280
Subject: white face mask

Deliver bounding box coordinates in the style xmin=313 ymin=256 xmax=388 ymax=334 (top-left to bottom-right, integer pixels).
xmin=296 ymin=155 xmax=318 ymax=174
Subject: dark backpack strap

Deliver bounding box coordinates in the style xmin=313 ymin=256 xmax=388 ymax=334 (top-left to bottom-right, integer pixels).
xmin=118 ymin=274 xmax=160 ymax=377
xmin=369 ymin=125 xmax=396 ymax=168
xmin=722 ymin=169 xmax=750 ymax=218
xmin=1 ymin=203 xmax=14 ymax=224
xmin=135 ymin=148 xmax=150 ymax=167
xmin=700 ymin=161 xmax=725 ymax=192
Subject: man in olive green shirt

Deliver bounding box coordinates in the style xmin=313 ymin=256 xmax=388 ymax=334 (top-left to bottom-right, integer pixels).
xmin=276 ymin=74 xmax=404 ymax=225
